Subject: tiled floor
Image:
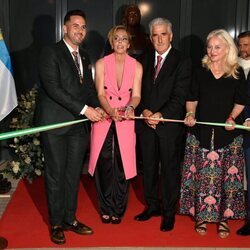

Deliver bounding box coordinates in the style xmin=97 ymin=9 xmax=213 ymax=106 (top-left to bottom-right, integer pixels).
xmin=0 ymin=161 xmax=249 ymax=250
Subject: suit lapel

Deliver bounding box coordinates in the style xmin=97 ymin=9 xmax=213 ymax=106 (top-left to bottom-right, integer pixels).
xmin=79 ymin=49 xmax=88 ymax=79
xmin=59 ymin=40 xmax=90 ymax=82
xmin=147 ymin=52 xmax=155 ymax=84
xmin=58 ymin=40 xmax=79 ymax=76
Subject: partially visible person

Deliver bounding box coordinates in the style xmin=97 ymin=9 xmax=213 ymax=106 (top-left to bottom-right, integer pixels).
xmin=181 ymin=29 xmax=247 ymax=238
xmin=35 ymin=9 xmax=103 ymax=244
xmin=134 ymin=17 xmax=192 ymax=232
xmin=236 ymin=31 xmax=250 ymax=236
xmin=122 ymin=4 xmax=151 ymax=61
xmin=0 ymin=236 xmax=7 ymax=249
xmin=88 ymin=25 xmax=142 ymax=224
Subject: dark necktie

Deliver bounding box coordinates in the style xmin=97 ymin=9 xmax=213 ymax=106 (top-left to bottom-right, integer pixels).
xmin=154 ymin=55 xmax=162 ymax=81
xmin=72 ymin=51 xmax=83 ymax=84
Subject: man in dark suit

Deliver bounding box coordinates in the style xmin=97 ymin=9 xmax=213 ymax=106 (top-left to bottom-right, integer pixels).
xmin=36 ymin=10 xmax=103 ymax=244
xmin=134 ymin=17 xmax=192 ymax=231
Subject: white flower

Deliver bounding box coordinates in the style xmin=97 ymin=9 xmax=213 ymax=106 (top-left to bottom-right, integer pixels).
xmin=19 ymin=146 xmax=25 ymax=153
xmin=24 ymin=157 xmax=31 ymax=164
xmin=33 ymin=138 xmax=40 ymax=145
xmin=14 ymin=137 xmax=19 ymax=143
xmin=26 ymin=102 xmax=32 ymax=109
xmin=12 ymin=161 xmax=20 ymax=174
xmin=34 ymin=169 xmax=42 ymax=176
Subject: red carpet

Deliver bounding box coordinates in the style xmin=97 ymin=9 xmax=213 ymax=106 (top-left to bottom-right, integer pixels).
xmin=0 ymin=175 xmax=250 ymax=248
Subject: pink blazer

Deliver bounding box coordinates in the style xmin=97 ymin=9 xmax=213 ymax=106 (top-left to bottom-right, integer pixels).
xmin=88 ymin=53 xmax=137 ymax=180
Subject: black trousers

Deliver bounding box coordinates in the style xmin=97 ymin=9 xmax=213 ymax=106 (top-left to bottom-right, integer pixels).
xmin=95 ymin=122 xmax=129 ymax=218
xmin=41 ymin=131 xmax=89 ymax=226
xmin=140 ymin=126 xmax=182 ymax=218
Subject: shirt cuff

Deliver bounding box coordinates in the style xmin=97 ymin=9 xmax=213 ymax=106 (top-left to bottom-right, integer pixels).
xmin=245 ymin=118 xmax=250 ymax=122
xmin=80 ymin=105 xmax=88 ymax=115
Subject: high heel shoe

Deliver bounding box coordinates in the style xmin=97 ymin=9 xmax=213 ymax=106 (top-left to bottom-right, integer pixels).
xmin=218 ymin=221 xmax=230 ymax=238
xmin=111 ymin=216 xmax=121 ymax=224
xmin=195 ymin=221 xmax=207 ymax=236
xmin=101 ymin=215 xmax=111 ymax=224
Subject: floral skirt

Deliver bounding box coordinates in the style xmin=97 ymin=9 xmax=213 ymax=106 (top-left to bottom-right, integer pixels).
xmin=179 ymin=133 xmax=246 ymax=222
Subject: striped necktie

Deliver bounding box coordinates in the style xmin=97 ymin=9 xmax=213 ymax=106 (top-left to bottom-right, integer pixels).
xmin=72 ymin=51 xmax=83 ymax=84
xmin=154 ymin=55 xmax=162 ymax=81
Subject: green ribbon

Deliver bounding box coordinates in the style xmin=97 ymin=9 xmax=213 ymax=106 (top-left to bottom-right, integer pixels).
xmin=0 ymin=118 xmax=88 ymax=141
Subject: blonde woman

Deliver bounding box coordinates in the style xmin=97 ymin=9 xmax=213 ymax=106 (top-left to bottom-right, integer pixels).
xmin=180 ymin=29 xmax=247 ymax=238
xmin=88 ymin=25 xmax=142 ymax=224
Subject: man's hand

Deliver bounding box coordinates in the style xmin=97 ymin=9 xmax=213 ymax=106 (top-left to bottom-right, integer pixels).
xmin=142 ymin=109 xmax=162 ymax=129
xmin=84 ymin=106 xmax=103 ymax=122
xmin=142 ymin=109 xmax=153 ymax=128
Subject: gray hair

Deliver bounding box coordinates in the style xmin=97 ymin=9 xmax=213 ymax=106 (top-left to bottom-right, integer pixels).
xmin=149 ymin=17 xmax=172 ymax=35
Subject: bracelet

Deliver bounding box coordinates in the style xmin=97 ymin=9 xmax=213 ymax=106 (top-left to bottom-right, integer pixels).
xmin=126 ymin=104 xmax=135 ymax=110
xmin=185 ymin=111 xmax=195 ymax=118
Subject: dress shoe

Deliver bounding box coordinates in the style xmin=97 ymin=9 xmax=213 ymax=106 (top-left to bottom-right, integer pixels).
xmin=237 ymin=222 xmax=250 ymax=236
xmin=160 ymin=216 xmax=175 ymax=232
xmin=50 ymin=226 xmax=65 ymax=244
xmin=63 ymin=220 xmax=93 ymax=235
xmin=134 ymin=209 xmax=161 ymax=221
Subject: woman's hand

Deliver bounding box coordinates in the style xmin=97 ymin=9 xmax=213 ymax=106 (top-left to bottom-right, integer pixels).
xmin=124 ymin=105 xmax=134 ymax=120
xmin=109 ymin=108 xmax=122 ymax=122
xmin=225 ymin=116 xmax=235 ymax=130
xmin=184 ymin=112 xmax=196 ymax=127
xmin=243 ymin=119 xmax=250 ymax=130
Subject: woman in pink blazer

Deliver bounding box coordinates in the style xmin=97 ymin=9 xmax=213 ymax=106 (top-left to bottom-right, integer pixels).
xmin=88 ymin=25 xmax=142 ymax=224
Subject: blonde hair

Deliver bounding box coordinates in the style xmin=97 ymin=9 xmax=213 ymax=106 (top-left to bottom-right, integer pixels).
xmin=108 ymin=25 xmax=131 ymax=48
xmin=202 ymin=29 xmax=239 ymax=79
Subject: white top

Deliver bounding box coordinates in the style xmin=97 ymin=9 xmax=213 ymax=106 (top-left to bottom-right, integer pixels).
xmin=238 ymin=57 xmax=250 ymax=79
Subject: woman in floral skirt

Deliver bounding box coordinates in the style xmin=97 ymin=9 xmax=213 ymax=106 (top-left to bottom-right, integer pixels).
xmin=180 ymin=29 xmax=247 ymax=238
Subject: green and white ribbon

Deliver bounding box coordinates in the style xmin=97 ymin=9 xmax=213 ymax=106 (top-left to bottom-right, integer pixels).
xmin=131 ymin=116 xmax=249 ymax=130
xmin=0 ymin=118 xmax=88 ymax=141
xmin=0 ymin=116 xmax=249 ymax=141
